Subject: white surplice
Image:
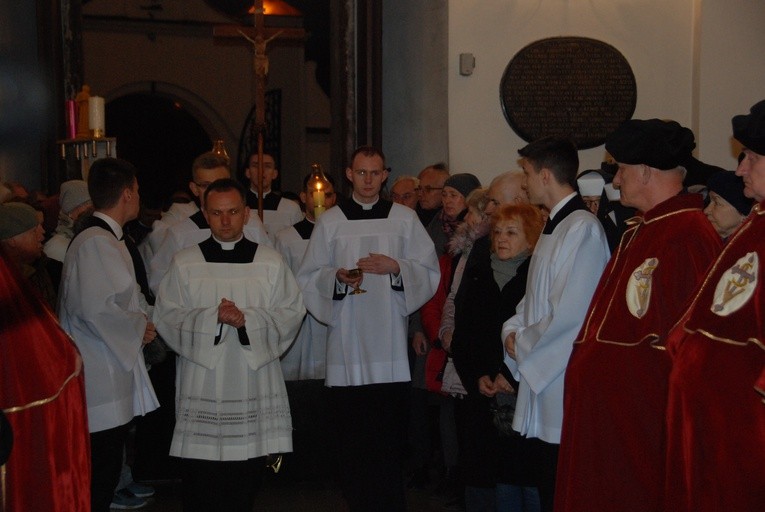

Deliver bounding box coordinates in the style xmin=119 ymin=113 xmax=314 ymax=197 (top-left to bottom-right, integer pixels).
xmin=148 ymin=210 xmax=271 ymax=293
xmin=57 ymin=213 xmax=159 ymax=433
xmin=153 ymin=239 xmax=305 ymax=461
xmin=296 ymin=200 xmax=440 ymax=387
xmin=502 ymin=194 xmax=610 ymax=443
xmin=274 ymin=220 xmax=327 ymax=380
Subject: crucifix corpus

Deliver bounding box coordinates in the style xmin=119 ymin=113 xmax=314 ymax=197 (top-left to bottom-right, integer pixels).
xmin=239 ymin=1 xmax=283 ymax=221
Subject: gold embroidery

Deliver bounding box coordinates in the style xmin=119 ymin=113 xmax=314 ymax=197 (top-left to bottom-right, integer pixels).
xmin=711 ymin=252 xmax=758 ymax=316
xmin=627 ymin=257 xmax=659 ymax=319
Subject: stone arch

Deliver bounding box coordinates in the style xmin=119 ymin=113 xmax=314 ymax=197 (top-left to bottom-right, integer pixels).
xmin=105 ymin=81 xmax=237 ymax=147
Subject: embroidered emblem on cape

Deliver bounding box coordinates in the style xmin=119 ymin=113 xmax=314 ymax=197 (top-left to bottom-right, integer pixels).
xmin=711 ymin=252 xmax=758 ymax=316
xmin=626 ymin=257 xmax=658 ymax=318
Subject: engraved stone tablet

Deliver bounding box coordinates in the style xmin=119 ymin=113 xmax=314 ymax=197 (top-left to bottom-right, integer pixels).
xmin=500 ymin=37 xmax=636 ymax=149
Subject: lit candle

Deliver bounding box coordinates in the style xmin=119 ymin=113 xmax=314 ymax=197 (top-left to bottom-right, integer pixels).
xmin=313 ymin=183 xmax=325 ymax=219
xmin=89 ymin=96 xmax=105 ymax=138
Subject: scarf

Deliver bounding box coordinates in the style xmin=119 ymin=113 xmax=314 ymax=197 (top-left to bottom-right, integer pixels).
xmin=440 ymin=208 xmax=467 ymax=240
xmin=491 ymin=249 xmax=529 ymax=290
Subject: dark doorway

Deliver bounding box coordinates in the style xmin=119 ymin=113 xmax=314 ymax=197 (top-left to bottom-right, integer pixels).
xmin=106 ymin=93 xmax=211 ymax=209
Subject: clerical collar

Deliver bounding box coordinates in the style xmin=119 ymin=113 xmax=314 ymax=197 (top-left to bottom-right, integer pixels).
xmin=352 ymin=193 xmax=378 ymax=210
xmin=212 ymin=234 xmax=244 ymax=250
xmin=93 ymin=211 xmax=123 ymax=240
xmin=249 ymin=188 xmax=273 ymax=197
xmin=548 ymin=192 xmax=578 ymax=222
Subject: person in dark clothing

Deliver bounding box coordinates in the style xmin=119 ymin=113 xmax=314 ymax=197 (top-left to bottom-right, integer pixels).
xmin=451 ymin=203 xmax=545 ymax=512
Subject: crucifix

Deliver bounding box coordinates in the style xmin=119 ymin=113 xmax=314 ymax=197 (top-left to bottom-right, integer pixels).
xmin=242 ymin=1 xmax=280 ymax=221
xmin=212 ymin=1 xmax=304 ymax=221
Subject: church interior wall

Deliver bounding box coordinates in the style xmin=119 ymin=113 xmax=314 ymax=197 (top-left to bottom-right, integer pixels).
xmin=445 ymin=0 xmax=765 ymax=185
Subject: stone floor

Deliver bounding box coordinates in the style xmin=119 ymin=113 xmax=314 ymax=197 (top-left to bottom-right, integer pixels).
xmin=125 ymin=474 xmax=461 ymax=512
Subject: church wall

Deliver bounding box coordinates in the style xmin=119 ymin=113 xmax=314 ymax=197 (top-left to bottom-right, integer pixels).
xmin=446 ymin=0 xmax=765 ymax=184
xmin=381 ymin=0 xmax=449 ymax=180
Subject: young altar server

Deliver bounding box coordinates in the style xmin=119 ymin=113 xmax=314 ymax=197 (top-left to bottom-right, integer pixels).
xmin=501 ymin=136 xmax=610 ymax=512
xmin=57 ymin=158 xmax=159 ymax=512
xmin=297 ymin=146 xmax=440 ymax=512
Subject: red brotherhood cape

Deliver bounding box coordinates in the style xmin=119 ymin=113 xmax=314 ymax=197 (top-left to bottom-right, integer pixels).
xmin=0 ymin=248 xmax=90 ymax=512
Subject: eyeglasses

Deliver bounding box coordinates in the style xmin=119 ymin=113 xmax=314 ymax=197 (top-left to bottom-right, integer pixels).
xmin=420 ymin=186 xmax=443 ymax=193
xmin=194 ymin=181 xmax=213 ymax=189
xmin=352 ymin=169 xmax=386 ymax=178
xmin=391 ymin=192 xmax=417 ymax=202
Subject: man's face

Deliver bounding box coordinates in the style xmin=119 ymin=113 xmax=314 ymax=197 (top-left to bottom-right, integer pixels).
xmin=301 ymin=182 xmax=337 ymax=219
xmin=612 ymin=163 xmax=646 ymax=210
xmin=521 ymin=160 xmax=545 ymax=206
xmin=203 ymin=189 xmax=250 ymax=243
xmin=484 ymin=174 xmax=526 ymax=216
xmin=417 ymin=168 xmax=447 ymax=210
xmin=126 ymin=179 xmax=141 ymax=222
xmin=191 ymin=166 xmax=230 ymax=208
xmin=246 ymin=154 xmax=278 ymax=192
xmin=391 ymin=179 xmax=418 ymax=209
xmin=6 ymin=222 xmax=44 ymax=264
xmin=736 ymin=148 xmax=765 ymax=202
xmin=345 ymin=154 xmax=388 ymax=203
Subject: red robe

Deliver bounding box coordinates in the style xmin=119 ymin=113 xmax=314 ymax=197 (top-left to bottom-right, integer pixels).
xmin=0 ymin=249 xmax=90 ymax=512
xmin=555 ymin=194 xmax=721 ymax=512
xmin=665 ymin=202 xmax=765 ymax=511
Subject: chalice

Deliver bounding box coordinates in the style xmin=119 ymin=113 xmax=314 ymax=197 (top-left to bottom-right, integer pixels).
xmin=347 ymin=268 xmax=367 ymax=295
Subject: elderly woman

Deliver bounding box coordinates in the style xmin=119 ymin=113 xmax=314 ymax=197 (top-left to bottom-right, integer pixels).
xmin=704 ymin=170 xmax=753 ymax=240
xmin=451 ymin=203 xmax=545 ymax=512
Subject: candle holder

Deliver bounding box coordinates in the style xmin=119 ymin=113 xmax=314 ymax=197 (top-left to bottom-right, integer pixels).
xmin=306 ymin=163 xmax=330 ymax=220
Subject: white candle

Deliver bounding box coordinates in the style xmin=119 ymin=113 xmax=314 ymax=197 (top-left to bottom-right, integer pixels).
xmin=313 ymin=188 xmax=326 ymax=220
xmin=313 ymin=189 xmax=325 ymax=206
xmin=89 ymin=96 xmax=105 ymax=137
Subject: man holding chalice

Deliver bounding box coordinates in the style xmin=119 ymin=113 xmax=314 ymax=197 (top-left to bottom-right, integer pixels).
xmin=297 ymin=146 xmax=440 ymax=512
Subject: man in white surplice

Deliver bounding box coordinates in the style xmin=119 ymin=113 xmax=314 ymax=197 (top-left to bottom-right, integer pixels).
xmin=296 ymin=146 xmax=439 ymax=512
xmin=500 ymin=137 xmax=610 ymax=512
xmin=154 ymin=178 xmax=304 ymax=512
xmin=57 ymin=158 xmax=159 ymax=512
xmin=147 ymin=151 xmax=270 ymax=294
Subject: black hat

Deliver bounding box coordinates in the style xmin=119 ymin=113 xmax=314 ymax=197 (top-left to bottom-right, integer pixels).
xmin=605 ymin=119 xmax=696 ymax=170
xmin=732 ymin=100 xmax=765 ymax=155
xmin=443 ymin=173 xmax=481 ymax=198
xmin=707 ymin=170 xmax=753 ymax=216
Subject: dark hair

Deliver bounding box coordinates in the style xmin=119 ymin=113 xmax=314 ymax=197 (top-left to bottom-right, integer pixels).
xmin=203 ymin=178 xmax=247 ymax=205
xmin=302 ymin=171 xmax=336 ymax=191
xmin=349 ymin=146 xmax=386 ymax=167
xmin=518 ymin=136 xmax=579 ymax=188
xmin=88 ymin=158 xmax=137 ymax=209
xmin=192 ymin=152 xmax=231 ymax=179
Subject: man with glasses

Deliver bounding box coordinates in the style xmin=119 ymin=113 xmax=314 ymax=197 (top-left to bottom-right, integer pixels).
xmin=390 ymin=175 xmax=420 ymax=210
xmin=148 ymin=152 xmax=270 ymax=293
xmin=416 ymin=163 xmax=450 ymax=227
xmin=297 ymin=146 xmax=440 ymax=512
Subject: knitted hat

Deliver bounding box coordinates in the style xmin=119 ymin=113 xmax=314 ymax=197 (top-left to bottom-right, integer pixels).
xmin=707 ymin=170 xmax=754 ymax=216
xmin=732 ymin=100 xmax=765 ymax=155
xmin=59 ymin=180 xmax=91 ymax=214
xmin=0 ymin=202 xmax=38 ymax=240
xmin=606 ymin=119 xmax=696 ymax=170
xmin=443 ymin=173 xmax=481 ymax=198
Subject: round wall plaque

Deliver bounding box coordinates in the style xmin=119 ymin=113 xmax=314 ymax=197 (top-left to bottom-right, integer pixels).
xmin=500 ymin=37 xmax=636 ymax=149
